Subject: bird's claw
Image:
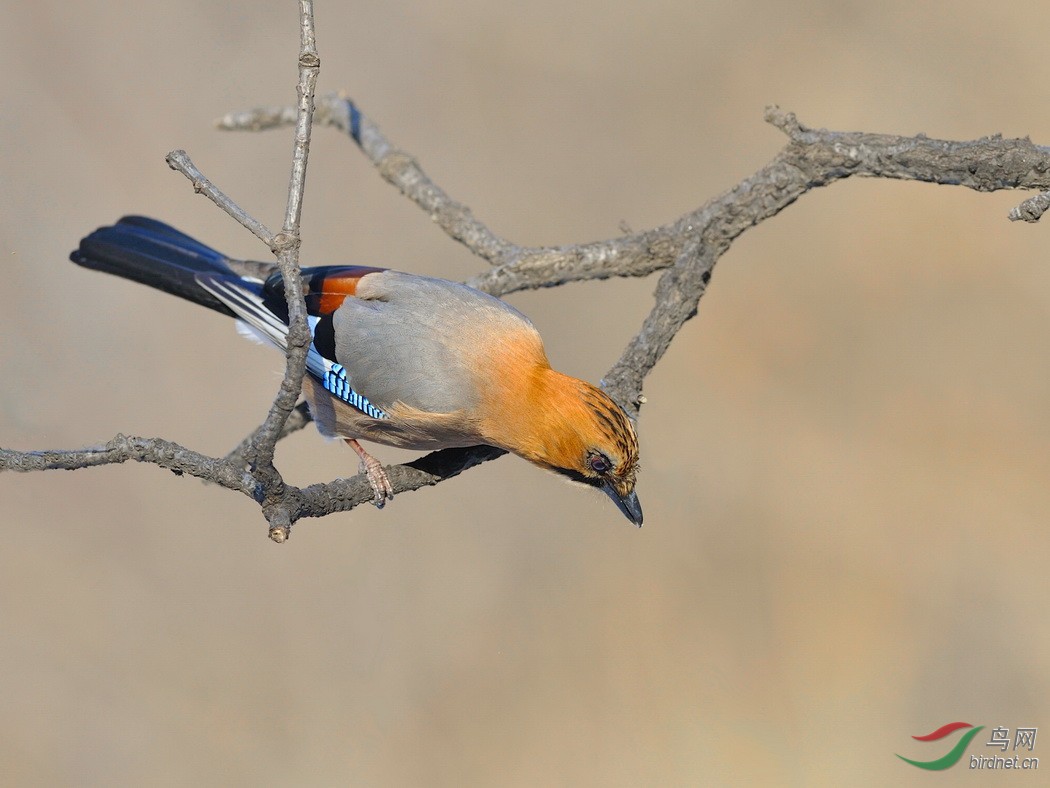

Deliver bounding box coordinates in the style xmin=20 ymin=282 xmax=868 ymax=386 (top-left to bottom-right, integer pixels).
xmin=345 ymin=438 xmax=395 ymax=509
xmin=359 ymin=456 xmax=395 ymax=508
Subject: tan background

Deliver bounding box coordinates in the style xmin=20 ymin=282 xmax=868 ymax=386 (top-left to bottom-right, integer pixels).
xmin=1 ymin=2 xmax=1048 ymax=785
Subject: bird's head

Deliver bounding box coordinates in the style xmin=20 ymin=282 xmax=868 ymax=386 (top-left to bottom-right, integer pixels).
xmin=527 ymin=376 xmax=642 ymax=526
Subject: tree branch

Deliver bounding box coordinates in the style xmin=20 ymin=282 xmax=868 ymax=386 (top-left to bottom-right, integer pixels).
xmin=225 ymin=401 xmax=314 ymax=467
xmin=166 ymin=149 xmax=276 ymax=246
xmin=222 ymin=97 xmax=1050 ymax=414
xmin=240 ymin=0 xmax=322 ymax=543
xmin=1010 ymin=190 xmax=1050 ymax=223
xmin=0 ymin=434 xmax=258 ymax=498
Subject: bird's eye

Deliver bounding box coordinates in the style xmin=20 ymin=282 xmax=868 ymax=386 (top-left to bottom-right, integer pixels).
xmin=589 ymin=454 xmax=611 ymax=474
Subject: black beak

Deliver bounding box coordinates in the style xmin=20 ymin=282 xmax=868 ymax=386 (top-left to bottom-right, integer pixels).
xmin=603 ymin=482 xmax=643 ymax=526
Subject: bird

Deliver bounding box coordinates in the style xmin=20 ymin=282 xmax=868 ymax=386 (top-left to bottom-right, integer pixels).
xmin=70 ymin=216 xmax=642 ymax=525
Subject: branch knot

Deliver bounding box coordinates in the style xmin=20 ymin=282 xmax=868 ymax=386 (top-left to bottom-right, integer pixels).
xmin=272 ymin=232 xmax=300 ymax=253
xmin=765 ymin=105 xmax=804 ymax=139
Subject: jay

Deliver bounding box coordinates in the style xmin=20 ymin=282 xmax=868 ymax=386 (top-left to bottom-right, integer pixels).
xmin=70 ymin=217 xmax=642 ymax=524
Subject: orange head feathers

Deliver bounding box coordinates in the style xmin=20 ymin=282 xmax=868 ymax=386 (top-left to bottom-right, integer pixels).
xmin=481 ymin=363 xmax=642 ymax=525
xmin=546 ymin=376 xmax=642 ymax=525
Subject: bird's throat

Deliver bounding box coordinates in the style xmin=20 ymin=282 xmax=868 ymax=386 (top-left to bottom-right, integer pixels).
xmin=479 ymin=365 xmax=592 ymax=470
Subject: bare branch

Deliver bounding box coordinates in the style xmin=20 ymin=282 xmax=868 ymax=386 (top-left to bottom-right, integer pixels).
xmin=267 ymin=445 xmax=509 ymax=528
xmin=602 ymin=235 xmax=710 ymax=416
xmin=243 ymin=0 xmax=320 ymax=465
xmin=165 ymin=149 xmax=275 ymax=245
xmin=223 ymin=97 xmax=1050 ymax=301
xmin=224 ymin=101 xmax=1050 ymax=530
xmin=1010 ymin=190 xmax=1050 ymax=223
xmin=217 ymin=104 xmax=299 ymax=132
xmin=474 ymin=110 xmax=1050 ymax=297
xmin=0 ymin=435 xmax=258 ymax=497
xmin=219 ymin=95 xmax=519 ymax=265
xmin=225 ymin=401 xmax=314 ymax=467
xmin=283 ymin=0 xmax=320 ymax=234
xmin=227 ymin=0 xmax=322 ymax=541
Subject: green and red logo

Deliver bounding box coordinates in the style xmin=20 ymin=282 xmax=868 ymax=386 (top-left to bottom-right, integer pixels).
xmin=896 ymin=722 xmax=985 ymax=770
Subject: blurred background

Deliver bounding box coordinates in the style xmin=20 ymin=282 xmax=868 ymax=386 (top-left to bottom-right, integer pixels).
xmin=1 ymin=2 xmax=1048 ymax=785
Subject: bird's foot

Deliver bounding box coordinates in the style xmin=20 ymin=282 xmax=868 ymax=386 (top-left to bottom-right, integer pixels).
xmin=358 ymin=457 xmax=395 ymax=508
xmin=345 ymin=439 xmax=394 ymax=508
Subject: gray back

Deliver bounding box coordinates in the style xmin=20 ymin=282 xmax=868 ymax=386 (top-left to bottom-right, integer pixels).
xmin=332 ymin=271 xmax=540 ymax=414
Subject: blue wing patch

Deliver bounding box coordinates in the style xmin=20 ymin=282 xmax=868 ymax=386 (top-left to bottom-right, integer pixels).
xmin=321 ymin=362 xmax=388 ymax=420
xmin=194 ymin=275 xmax=389 ymax=421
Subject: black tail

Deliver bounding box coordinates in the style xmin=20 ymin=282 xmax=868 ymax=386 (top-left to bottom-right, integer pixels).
xmin=70 ymin=216 xmax=240 ymax=318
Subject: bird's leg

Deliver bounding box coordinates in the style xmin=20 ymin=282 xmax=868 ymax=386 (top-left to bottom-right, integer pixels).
xmin=345 ymin=438 xmax=394 ymax=508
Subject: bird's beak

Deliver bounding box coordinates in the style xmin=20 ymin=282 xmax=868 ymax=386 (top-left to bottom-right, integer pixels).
xmin=603 ymin=482 xmax=643 ymax=526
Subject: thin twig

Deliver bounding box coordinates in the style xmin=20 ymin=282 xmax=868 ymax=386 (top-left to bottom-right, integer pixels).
xmin=219 ymin=95 xmax=518 ymax=265
xmin=231 ymin=1 xmax=322 ymax=541
xmin=284 ymin=0 xmax=319 ymax=233
xmin=165 ymin=150 xmax=275 ymax=245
